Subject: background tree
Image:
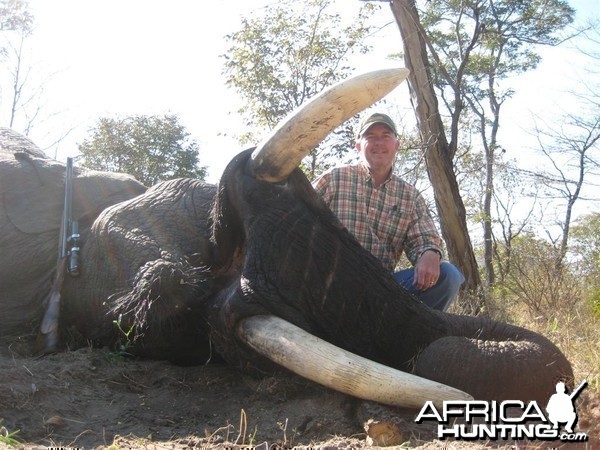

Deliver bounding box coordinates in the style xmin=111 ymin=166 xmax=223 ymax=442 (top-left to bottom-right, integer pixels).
xmin=2 ymin=31 xmax=50 ymax=133
xmin=0 ymin=0 xmax=34 ymax=129
xmin=490 ymin=161 xmax=539 ymax=293
xmin=457 ymin=150 xmax=540 ymax=297
xmin=79 ymin=114 xmax=207 ymax=186
xmin=533 ymin=109 xmax=600 ymax=271
xmin=501 ymin=232 xmax=582 ymax=318
xmin=1 ymin=0 xmax=74 ymax=151
xmin=388 ymin=0 xmax=575 ymax=300
xmin=222 ymin=0 xmax=378 ymax=178
xmin=570 ymin=212 xmax=600 ymax=318
xmin=0 ymin=0 xmax=32 ymax=34
xmin=530 ymin=25 xmax=600 ymax=273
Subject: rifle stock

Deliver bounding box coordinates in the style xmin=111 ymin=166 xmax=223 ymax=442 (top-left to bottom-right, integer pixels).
xmin=37 ymin=258 xmax=67 ymax=353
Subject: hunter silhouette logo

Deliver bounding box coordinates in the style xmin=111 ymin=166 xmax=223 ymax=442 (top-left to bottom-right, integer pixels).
xmin=546 ymin=380 xmax=586 ymax=434
xmin=415 ymin=380 xmax=589 ymax=442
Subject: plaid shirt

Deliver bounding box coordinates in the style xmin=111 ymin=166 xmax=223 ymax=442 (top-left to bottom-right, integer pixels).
xmin=312 ymin=162 xmax=443 ymax=271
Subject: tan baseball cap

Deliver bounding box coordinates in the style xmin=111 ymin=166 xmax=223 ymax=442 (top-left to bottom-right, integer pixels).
xmin=356 ymin=112 xmax=397 ymax=139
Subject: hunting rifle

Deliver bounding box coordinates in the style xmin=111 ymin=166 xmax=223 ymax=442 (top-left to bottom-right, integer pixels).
xmin=37 ymin=156 xmax=81 ymax=354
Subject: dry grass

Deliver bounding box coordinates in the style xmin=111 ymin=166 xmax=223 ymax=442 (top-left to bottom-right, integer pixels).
xmin=509 ymin=301 xmax=599 ymax=393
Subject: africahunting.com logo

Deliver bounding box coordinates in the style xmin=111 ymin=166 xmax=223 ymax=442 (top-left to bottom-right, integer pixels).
xmin=415 ymin=380 xmax=589 ymax=443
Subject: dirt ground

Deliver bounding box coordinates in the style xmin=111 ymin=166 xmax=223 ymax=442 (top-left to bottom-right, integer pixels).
xmin=1 ymin=334 xmax=598 ymax=450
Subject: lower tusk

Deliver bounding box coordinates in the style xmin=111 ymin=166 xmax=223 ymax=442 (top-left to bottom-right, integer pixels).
xmin=236 ymin=315 xmax=473 ymax=409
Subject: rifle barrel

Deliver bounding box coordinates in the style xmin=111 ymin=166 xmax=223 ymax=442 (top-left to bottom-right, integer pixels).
xmin=59 ymin=157 xmax=74 ymax=259
xmin=569 ymin=380 xmax=588 ymax=400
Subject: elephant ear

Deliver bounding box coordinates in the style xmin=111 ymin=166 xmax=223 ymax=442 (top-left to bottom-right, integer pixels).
xmin=2 ymin=152 xmax=67 ymax=234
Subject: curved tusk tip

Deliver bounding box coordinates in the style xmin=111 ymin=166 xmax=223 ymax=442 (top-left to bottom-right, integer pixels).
xmin=249 ymin=67 xmax=410 ymax=183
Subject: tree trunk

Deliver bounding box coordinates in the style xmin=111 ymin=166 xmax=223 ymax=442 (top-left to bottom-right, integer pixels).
xmin=483 ymin=145 xmax=495 ymax=287
xmin=389 ymin=0 xmax=481 ymax=294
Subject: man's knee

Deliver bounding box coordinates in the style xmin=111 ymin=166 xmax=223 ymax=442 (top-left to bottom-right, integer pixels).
xmin=427 ymin=262 xmax=464 ymax=311
xmin=393 ymin=262 xmax=465 ymax=311
xmin=439 ymin=262 xmax=465 ymax=292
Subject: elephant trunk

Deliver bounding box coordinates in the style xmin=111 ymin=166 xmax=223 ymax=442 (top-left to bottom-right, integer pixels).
xmin=413 ymin=313 xmax=574 ymax=404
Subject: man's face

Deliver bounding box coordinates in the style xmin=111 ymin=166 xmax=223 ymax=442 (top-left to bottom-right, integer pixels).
xmin=355 ymin=123 xmax=399 ymax=173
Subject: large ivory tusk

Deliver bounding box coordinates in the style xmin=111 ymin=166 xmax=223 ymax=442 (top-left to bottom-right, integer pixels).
xmin=249 ymin=68 xmax=410 ymax=183
xmin=237 ymin=315 xmax=473 ymax=409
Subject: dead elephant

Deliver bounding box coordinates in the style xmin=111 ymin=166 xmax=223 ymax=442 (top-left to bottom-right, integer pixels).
xmin=0 ymin=69 xmax=572 ymax=412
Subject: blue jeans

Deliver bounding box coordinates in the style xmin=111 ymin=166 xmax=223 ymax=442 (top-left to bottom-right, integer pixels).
xmin=393 ymin=261 xmax=464 ymax=311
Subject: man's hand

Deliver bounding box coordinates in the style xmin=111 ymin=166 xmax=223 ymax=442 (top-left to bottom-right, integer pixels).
xmin=413 ymin=250 xmax=441 ymax=291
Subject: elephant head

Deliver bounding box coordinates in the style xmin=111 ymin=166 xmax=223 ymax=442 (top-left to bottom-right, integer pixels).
xmin=0 ymin=128 xmax=146 ymax=336
xmin=205 ymin=68 xmax=573 ymax=406
xmin=207 ymin=150 xmax=572 ymax=406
